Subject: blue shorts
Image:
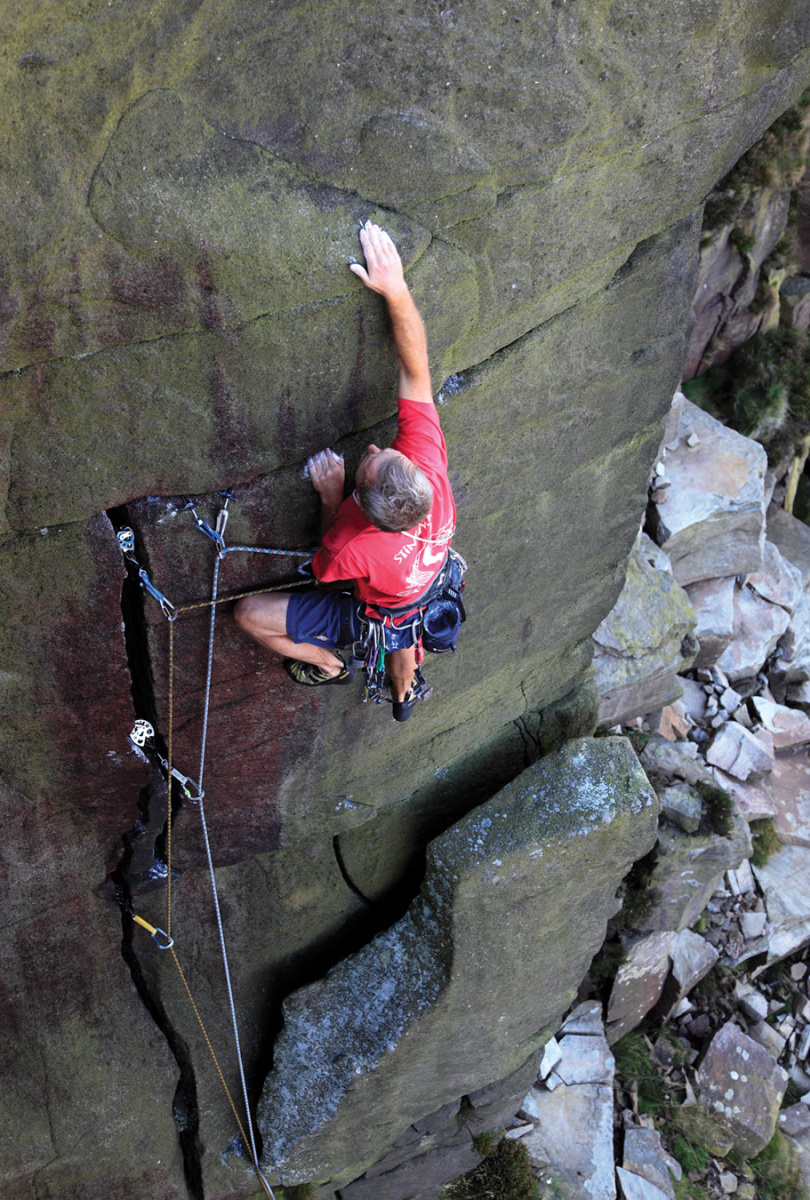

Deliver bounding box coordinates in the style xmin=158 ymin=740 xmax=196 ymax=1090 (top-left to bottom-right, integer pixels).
xmin=286 ymin=590 xmax=361 ymax=650
xmin=286 ymin=589 xmax=421 ymax=652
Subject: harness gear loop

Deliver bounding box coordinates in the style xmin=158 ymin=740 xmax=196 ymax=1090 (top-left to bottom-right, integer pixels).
xmin=133 ymin=914 xmax=174 ymax=950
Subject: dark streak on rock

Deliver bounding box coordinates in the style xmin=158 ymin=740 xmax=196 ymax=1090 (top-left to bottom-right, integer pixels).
xmin=210 ymin=354 xmax=250 ymax=472
xmin=110 ymin=256 xmax=186 ymax=311
xmin=196 ymin=248 xmax=223 ymax=332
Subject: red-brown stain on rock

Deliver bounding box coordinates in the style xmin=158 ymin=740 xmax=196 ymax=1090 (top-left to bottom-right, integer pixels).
xmin=16 ymin=291 xmax=55 ymax=354
xmin=109 ymin=256 xmax=186 ymax=310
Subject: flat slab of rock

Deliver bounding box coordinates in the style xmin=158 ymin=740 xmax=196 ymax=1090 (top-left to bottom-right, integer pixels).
xmin=607 ymin=932 xmax=675 ymax=1043
xmin=710 ymin=767 xmax=776 ymax=821
xmin=751 ymin=698 xmax=810 ymax=750
xmin=714 ymin=583 xmax=791 ymax=682
xmin=685 ymin=576 xmax=736 ymax=669
xmin=769 ymin=749 xmax=810 ymax=846
xmin=648 ymin=398 xmax=766 ymax=587
xmin=706 ymin=722 xmax=774 ymax=780
xmin=555 ymin=1032 xmax=615 ymax=1086
xmin=623 ymin=1125 xmax=682 ymax=1199
xmin=670 ymin=928 xmax=719 ymax=1000
xmin=616 ymin=1166 xmax=671 ymax=1199
xmin=561 ymin=1000 xmax=605 ymax=1035
xmin=753 ymin=843 xmax=810 ymax=966
xmin=696 ymin=1020 xmax=788 ymax=1156
xmin=521 ymin=1083 xmax=616 ymax=1199
xmin=257 ymin=739 xmax=658 ymax=1186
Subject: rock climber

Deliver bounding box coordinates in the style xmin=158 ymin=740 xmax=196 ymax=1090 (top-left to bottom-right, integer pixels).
xmin=234 ymin=219 xmax=457 ymax=722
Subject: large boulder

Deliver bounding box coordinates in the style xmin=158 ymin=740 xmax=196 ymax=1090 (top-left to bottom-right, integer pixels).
xmin=257 ymin=738 xmax=658 ymax=1186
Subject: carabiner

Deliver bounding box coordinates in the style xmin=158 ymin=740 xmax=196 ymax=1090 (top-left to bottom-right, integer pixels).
xmin=132 ymin=914 xmax=174 ymax=949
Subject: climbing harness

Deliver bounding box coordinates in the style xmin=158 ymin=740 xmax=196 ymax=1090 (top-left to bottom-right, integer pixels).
xmin=356 ymin=546 xmax=467 ymax=706
xmin=121 ymin=493 xmax=316 ymax=1200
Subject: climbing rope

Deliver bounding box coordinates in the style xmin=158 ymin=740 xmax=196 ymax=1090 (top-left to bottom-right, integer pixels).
xmin=123 ymin=495 xmax=315 ymax=1199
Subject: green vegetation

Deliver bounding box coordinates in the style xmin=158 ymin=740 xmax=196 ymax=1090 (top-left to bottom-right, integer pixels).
xmin=750 ymin=818 xmax=782 ymax=868
xmin=276 ymin=1186 xmax=315 ymax=1200
xmin=442 ymin=1135 xmax=539 ymax=1200
xmin=750 ymin=1131 xmax=807 ymax=1199
xmin=703 ymin=92 xmax=810 ymax=231
xmin=684 ymin=326 xmax=810 ymax=462
xmin=695 ymin=780 xmax=733 ymax=838
xmin=611 ymin=852 xmax=660 ymax=933
xmin=613 ymin=1032 xmax=679 ymax=1118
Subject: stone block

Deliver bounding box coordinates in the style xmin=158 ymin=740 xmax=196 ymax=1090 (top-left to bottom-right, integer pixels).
xmin=685 ymin=576 xmax=737 ymax=669
xmin=753 ymin=844 xmax=810 ymax=966
xmin=521 ymin=1084 xmax=616 ymax=1200
xmin=660 ymin=784 xmax=702 ymax=833
xmin=769 ymin=748 xmax=810 ymax=847
xmin=637 ymin=798 xmax=752 ymax=934
xmin=616 ymin=1166 xmax=671 ymax=1199
xmin=706 ymin=722 xmax=775 ymax=780
xmin=607 ymin=932 xmax=676 ymax=1044
xmin=623 ymin=1125 xmax=682 ymax=1198
xmin=696 ymin=1021 xmax=788 ymax=1157
xmin=670 ymin=929 xmax=719 ymax=1000
xmin=257 ymin=738 xmax=658 ymax=1185
xmin=555 ymin=1033 xmax=615 ymax=1086
xmin=648 ymin=399 xmax=767 ymax=587
xmin=751 ymin=698 xmax=810 ymax=750
xmin=715 ymin=584 xmax=791 ymax=682
xmin=593 ymin=532 xmax=698 ymax=727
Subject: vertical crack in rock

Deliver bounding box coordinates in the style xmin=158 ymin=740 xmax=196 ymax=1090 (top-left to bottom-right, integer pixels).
xmin=105 ymin=505 xmax=205 ymax=1199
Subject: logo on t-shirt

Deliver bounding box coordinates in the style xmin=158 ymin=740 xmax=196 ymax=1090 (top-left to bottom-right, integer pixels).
xmin=400 ymin=518 xmax=455 ymax=594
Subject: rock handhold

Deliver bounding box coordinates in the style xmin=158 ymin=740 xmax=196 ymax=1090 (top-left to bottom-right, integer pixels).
xmin=648 ymin=397 xmax=767 ymax=587
xmin=257 ymin=738 xmax=658 ymax=1185
xmin=696 ymin=1021 xmax=788 ymax=1157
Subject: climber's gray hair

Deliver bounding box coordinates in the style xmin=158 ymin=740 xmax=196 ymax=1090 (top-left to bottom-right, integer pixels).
xmin=359 ymin=454 xmax=433 ymax=533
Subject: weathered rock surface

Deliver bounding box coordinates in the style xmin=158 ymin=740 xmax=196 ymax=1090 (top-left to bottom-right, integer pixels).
xmin=593 ymin=533 xmax=698 ymax=727
xmin=636 ymin=797 xmax=752 ymax=934
xmin=647 ymin=398 xmax=768 ymax=586
xmin=685 ymin=576 xmax=737 ymax=669
xmin=258 ymin=738 xmax=657 ymax=1185
xmin=607 ymin=932 xmax=676 ymax=1045
xmin=3 ymin=2 xmax=810 ymax=1196
xmin=696 ymin=1021 xmax=788 ymax=1157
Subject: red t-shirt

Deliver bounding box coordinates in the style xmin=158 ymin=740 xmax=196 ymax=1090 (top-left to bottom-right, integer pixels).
xmin=312 ymin=398 xmax=456 ymax=609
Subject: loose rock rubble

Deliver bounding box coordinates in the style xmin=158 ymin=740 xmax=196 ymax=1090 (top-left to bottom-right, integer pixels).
xmin=459 ymin=393 xmax=810 ymax=1198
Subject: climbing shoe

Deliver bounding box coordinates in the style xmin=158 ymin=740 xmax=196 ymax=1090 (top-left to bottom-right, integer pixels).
xmin=284 ymin=659 xmax=353 ymax=687
xmin=392 ymin=695 xmax=418 ymax=722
